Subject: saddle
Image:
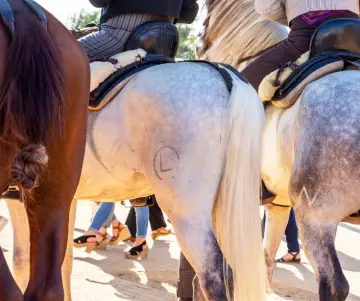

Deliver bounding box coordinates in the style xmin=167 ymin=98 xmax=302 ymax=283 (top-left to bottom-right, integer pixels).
xmin=89 ymin=20 xmax=246 ymax=111
xmin=89 ymin=21 xmax=179 ymax=110
xmin=259 ymin=18 xmax=360 ymax=108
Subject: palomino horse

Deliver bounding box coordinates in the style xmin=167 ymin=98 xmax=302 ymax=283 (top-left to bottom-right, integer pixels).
xmin=0 ymin=0 xmax=89 ymax=300
xmin=6 ymin=9 xmax=269 ymax=301
xmin=199 ymin=0 xmax=360 ymax=300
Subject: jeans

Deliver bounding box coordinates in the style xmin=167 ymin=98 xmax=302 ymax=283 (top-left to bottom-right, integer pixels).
xmin=89 ymin=202 xmax=115 ymax=232
xmin=135 ymin=207 xmax=149 ymax=238
xmin=125 ymin=196 xmax=167 ymax=237
xmin=286 ymin=208 xmax=300 ymax=253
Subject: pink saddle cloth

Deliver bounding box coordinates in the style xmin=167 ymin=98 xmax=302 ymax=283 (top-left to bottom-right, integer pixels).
xmin=300 ymin=10 xmax=349 ymax=25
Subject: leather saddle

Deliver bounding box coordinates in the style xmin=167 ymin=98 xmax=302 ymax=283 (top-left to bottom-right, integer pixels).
xmin=272 ymin=18 xmax=360 ymax=102
xmin=89 ymin=20 xmax=246 ymax=110
xmin=89 ymin=21 xmax=179 ymax=110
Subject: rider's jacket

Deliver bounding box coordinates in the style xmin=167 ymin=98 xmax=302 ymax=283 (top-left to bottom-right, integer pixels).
xmin=89 ymin=0 xmax=199 ymax=24
xmin=254 ymin=0 xmax=360 ymax=25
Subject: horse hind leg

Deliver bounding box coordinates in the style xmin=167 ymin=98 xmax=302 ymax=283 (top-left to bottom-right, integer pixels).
xmin=290 ymin=183 xmax=349 ymax=301
xmin=155 ymin=192 xmax=230 ymax=301
xmin=296 ymin=208 xmax=349 ymax=301
xmin=177 ymin=219 xmax=229 ymax=301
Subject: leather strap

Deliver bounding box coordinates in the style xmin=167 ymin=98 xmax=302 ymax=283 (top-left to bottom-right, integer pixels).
xmin=0 ymin=0 xmax=15 ymax=38
xmin=23 ymin=0 xmax=47 ymax=29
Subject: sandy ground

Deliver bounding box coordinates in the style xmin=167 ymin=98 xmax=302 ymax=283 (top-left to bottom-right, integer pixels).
xmin=0 ymin=201 xmax=359 ymax=301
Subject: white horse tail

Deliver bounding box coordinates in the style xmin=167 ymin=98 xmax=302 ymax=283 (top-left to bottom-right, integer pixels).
xmin=215 ymin=70 xmax=267 ymax=301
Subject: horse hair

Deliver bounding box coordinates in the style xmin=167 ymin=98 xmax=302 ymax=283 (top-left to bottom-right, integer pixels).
xmin=0 ymin=4 xmax=66 ymax=195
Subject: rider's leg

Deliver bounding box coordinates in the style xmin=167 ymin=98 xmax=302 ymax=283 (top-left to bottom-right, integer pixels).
xmin=79 ymin=13 xmax=172 ymax=62
xmin=241 ymin=11 xmax=359 ymax=91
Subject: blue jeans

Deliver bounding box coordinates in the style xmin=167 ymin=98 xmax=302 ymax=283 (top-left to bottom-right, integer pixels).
xmin=89 ymin=202 xmax=149 ymax=238
xmin=135 ymin=207 xmax=149 ymax=238
xmin=285 ymin=208 xmax=300 ymax=253
xmin=89 ymin=202 xmax=115 ymax=232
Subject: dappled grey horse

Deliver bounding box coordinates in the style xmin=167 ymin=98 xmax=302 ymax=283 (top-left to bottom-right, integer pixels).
xmin=199 ymin=0 xmax=360 ymax=300
xmin=6 ymin=33 xmax=268 ymax=301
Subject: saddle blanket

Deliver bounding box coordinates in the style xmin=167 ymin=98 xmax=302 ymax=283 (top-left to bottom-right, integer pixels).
xmin=90 ymin=48 xmax=147 ymax=93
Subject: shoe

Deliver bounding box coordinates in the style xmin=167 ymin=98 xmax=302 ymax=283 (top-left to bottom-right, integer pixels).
xmin=276 ymin=252 xmax=301 ymax=263
xmin=151 ymin=227 xmax=173 ymax=240
xmin=110 ymin=224 xmax=131 ymax=245
xmin=125 ymin=241 xmax=148 ymax=260
xmin=73 ymin=232 xmax=109 ymax=253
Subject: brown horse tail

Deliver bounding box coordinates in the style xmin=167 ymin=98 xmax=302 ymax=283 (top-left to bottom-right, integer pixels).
xmin=0 ymin=10 xmax=65 ymax=194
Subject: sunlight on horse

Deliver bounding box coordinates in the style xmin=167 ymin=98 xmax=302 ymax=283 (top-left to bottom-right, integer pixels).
xmin=199 ymin=1 xmax=360 ymax=301
xmin=0 ymin=0 xmax=89 ymax=300
xmin=7 ymin=3 xmax=269 ymax=300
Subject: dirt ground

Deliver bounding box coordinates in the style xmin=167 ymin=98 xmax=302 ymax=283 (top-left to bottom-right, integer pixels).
xmin=0 ymin=201 xmax=359 ymax=301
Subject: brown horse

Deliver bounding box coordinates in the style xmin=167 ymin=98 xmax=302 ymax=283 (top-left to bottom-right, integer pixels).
xmin=0 ymin=1 xmax=89 ymax=300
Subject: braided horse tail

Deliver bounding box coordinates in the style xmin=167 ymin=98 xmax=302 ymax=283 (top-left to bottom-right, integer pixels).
xmin=0 ymin=2 xmax=65 ymax=198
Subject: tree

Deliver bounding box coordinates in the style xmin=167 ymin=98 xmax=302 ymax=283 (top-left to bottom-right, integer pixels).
xmin=176 ymin=24 xmax=197 ymax=60
xmin=67 ymin=9 xmax=100 ymax=30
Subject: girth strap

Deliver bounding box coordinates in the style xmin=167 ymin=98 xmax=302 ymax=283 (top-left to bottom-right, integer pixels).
xmin=23 ymin=0 xmax=47 ymax=29
xmin=0 ymin=0 xmax=15 ymax=38
xmin=186 ymin=60 xmax=249 ymax=92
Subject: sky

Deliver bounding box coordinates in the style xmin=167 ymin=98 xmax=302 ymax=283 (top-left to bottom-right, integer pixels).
xmin=37 ymin=0 xmax=98 ymax=23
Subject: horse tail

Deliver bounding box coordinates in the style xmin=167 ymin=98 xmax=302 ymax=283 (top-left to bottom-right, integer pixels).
xmin=0 ymin=11 xmax=65 ymax=195
xmin=215 ymin=71 xmax=267 ymax=301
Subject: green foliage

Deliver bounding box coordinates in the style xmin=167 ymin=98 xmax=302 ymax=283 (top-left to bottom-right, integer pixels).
xmin=176 ymin=24 xmax=197 ymax=60
xmin=67 ymin=9 xmax=100 ymax=30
